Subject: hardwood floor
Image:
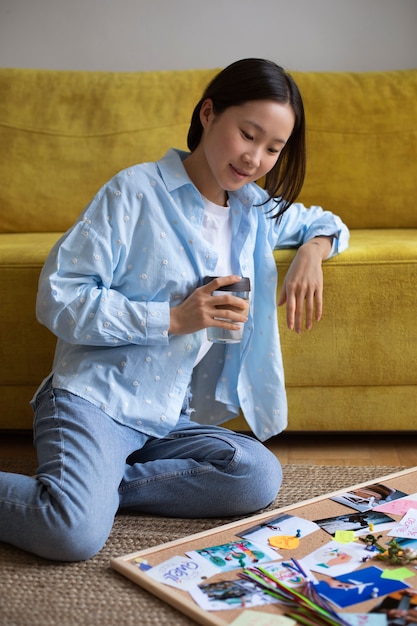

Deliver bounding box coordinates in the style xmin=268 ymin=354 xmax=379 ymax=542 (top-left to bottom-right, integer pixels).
xmin=1 ymin=431 xmax=416 ymax=467
xmin=266 ymin=432 xmax=417 ymax=467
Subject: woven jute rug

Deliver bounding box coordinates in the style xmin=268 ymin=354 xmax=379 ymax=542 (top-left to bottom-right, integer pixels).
xmin=0 ymin=459 xmax=407 ymax=626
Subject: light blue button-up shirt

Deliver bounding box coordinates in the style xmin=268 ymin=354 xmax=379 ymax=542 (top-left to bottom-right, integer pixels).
xmin=35 ymin=149 xmax=349 ymax=441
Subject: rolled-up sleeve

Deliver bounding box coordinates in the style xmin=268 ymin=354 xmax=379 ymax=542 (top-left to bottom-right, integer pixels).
xmin=273 ymin=202 xmax=350 ymax=257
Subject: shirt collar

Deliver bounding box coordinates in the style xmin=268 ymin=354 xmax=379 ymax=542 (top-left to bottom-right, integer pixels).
xmin=156 ymin=148 xmax=194 ymax=192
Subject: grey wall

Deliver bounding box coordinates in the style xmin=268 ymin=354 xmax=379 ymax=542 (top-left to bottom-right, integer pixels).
xmin=1 ymin=0 xmax=416 ymax=72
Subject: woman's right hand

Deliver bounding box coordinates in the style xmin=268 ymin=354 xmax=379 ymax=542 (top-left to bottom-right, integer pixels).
xmin=169 ymin=276 xmax=249 ymax=336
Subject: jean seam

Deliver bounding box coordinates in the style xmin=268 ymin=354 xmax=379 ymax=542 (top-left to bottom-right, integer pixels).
xmin=119 ymin=463 xmax=214 ymax=493
xmin=0 ymin=498 xmax=50 ymax=511
xmin=34 ymin=385 xmax=67 ymax=502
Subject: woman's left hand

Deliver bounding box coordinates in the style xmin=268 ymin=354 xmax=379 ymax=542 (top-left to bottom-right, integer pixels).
xmin=278 ymin=236 xmax=333 ymax=333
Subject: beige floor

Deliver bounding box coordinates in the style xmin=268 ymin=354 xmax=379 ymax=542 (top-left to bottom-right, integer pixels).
xmin=1 ymin=431 xmax=417 ymax=467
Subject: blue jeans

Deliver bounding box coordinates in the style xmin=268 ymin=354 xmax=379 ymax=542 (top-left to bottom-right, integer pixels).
xmin=0 ymin=380 xmax=282 ymax=562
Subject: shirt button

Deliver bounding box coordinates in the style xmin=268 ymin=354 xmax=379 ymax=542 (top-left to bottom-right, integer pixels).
xmin=145 ymin=357 xmax=151 ymax=362
xmin=137 ymin=193 xmax=143 ymax=199
xmin=132 ymin=380 xmax=139 ymax=387
xmin=160 ymin=415 xmax=167 ymax=422
xmin=150 ymin=180 xmax=156 ymax=187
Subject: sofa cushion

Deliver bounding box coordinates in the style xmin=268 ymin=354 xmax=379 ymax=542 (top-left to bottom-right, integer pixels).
xmin=1 ymin=228 xmax=416 ymax=431
xmin=1 ymin=68 xmax=416 ymax=233
xmin=276 ymin=228 xmax=417 ymax=388
xmin=292 ymin=69 xmax=417 ymax=229
xmin=0 ymin=68 xmax=216 ymax=233
xmin=0 ymin=233 xmax=59 ymax=386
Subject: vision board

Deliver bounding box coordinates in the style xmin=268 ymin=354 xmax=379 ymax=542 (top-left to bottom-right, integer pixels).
xmin=111 ymin=467 xmax=417 ymax=626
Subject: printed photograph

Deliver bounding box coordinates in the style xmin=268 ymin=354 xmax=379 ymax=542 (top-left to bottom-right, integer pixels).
xmin=189 ymin=578 xmax=279 ymax=611
xmin=314 ymin=510 xmax=395 ymax=536
xmin=331 ymin=483 xmax=408 ymax=513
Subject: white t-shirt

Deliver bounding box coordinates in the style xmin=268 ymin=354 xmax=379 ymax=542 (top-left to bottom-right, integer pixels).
xmin=194 ymin=195 xmax=233 ymax=365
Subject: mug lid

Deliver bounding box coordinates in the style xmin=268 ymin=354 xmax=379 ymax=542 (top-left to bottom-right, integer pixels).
xmin=203 ymin=276 xmax=251 ymax=291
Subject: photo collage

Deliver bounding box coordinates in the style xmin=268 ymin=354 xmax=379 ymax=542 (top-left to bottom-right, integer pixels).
xmin=126 ymin=480 xmax=417 ymax=626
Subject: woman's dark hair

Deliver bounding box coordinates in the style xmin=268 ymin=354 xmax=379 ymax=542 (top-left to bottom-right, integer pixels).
xmin=187 ymin=58 xmax=306 ymax=220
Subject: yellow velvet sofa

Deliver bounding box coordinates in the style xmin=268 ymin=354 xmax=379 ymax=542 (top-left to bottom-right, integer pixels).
xmin=1 ymin=67 xmax=416 ymax=432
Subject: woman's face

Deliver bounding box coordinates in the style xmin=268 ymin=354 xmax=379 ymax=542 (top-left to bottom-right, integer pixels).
xmin=196 ymin=98 xmax=295 ymax=204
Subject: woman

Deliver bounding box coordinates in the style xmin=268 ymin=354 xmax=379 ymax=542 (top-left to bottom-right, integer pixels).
xmin=0 ymin=59 xmax=349 ymax=561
